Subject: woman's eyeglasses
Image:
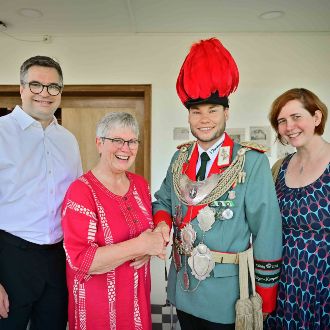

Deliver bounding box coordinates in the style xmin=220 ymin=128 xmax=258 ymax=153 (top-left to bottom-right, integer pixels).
xmin=101 ymin=137 xmax=140 ymax=150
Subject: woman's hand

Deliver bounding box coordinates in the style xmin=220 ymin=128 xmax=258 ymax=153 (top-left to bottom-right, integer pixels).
xmin=138 ymin=229 xmax=166 ymax=257
xmin=0 ymin=284 xmax=9 ymax=318
xmin=89 ymin=229 xmax=166 ymax=274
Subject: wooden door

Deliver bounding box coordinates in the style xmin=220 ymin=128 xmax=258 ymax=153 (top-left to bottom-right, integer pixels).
xmin=62 ymin=100 xmax=145 ymax=173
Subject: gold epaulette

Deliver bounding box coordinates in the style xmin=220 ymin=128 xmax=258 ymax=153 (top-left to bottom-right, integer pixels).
xmin=176 ymin=141 xmax=195 ymax=150
xmin=240 ymin=141 xmax=268 ymax=153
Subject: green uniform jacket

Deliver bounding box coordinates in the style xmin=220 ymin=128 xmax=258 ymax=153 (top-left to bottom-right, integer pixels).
xmin=153 ymin=135 xmax=282 ymax=324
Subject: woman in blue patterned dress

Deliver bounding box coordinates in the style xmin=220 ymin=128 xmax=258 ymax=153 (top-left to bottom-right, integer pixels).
xmin=265 ymin=88 xmax=330 ymax=330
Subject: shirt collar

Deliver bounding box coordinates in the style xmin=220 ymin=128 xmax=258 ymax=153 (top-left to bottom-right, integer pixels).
xmin=11 ymin=105 xmax=57 ymax=130
xmin=197 ymin=134 xmax=225 ymax=160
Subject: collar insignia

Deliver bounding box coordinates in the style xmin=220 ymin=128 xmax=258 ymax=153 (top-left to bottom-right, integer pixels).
xmin=217 ymin=146 xmax=230 ymax=166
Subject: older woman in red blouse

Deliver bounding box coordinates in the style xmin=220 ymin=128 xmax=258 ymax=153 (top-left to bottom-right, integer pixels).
xmin=62 ymin=112 xmax=165 ymax=330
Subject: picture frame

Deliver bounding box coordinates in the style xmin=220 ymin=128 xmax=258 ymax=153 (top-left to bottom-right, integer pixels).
xmin=226 ymin=128 xmax=246 ymax=144
xmin=249 ymin=126 xmax=272 ymax=155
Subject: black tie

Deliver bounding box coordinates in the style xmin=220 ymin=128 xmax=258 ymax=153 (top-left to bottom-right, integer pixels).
xmin=196 ymin=152 xmax=210 ymax=181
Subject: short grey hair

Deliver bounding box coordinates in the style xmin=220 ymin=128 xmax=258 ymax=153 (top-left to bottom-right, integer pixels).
xmin=20 ymin=55 xmax=63 ymax=86
xmin=96 ymin=112 xmax=139 ymax=138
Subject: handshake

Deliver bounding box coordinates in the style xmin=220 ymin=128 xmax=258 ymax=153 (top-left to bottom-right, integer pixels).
xmin=130 ymin=222 xmax=170 ymax=269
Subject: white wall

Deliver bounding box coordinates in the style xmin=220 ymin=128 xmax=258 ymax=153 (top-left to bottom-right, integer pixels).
xmin=1 ymin=32 xmax=329 ymax=303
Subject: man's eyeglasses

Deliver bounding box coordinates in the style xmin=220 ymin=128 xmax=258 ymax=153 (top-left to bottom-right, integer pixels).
xmin=23 ymin=81 xmax=63 ymax=96
xmin=101 ymin=137 xmax=140 ymax=150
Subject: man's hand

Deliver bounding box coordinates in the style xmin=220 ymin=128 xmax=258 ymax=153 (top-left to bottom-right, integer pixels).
xmin=263 ymin=312 xmax=269 ymax=320
xmin=0 ymin=284 xmax=9 ymax=318
xmin=137 ymin=229 xmax=166 ymax=257
xmin=130 ymin=255 xmax=150 ymax=269
xmin=153 ymin=221 xmax=170 ymax=260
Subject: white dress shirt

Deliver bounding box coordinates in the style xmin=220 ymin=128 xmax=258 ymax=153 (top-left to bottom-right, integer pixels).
xmin=0 ymin=106 xmax=82 ymax=244
xmin=196 ymin=134 xmax=225 ymax=178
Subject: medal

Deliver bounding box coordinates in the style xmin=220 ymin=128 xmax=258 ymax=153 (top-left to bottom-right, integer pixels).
xmin=209 ymin=200 xmax=234 ymax=207
xmin=221 ymin=207 xmax=234 ymax=220
xmin=197 ymin=206 xmax=215 ymax=232
xmin=219 ymin=201 xmax=234 ymax=220
xmin=181 ymin=224 xmax=196 ymax=254
xmin=188 ymin=243 xmax=215 ymax=281
xmin=209 ymin=200 xmax=235 ymax=220
xmin=228 ymin=190 xmax=236 ymax=200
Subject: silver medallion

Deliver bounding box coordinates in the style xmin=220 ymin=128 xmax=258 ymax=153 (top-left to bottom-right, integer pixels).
xmin=188 ymin=243 xmax=215 ymax=281
xmin=197 ymin=206 xmax=215 ymax=232
xmin=179 ymin=174 xmax=221 ymax=205
xmin=181 ymin=223 xmax=196 ymax=254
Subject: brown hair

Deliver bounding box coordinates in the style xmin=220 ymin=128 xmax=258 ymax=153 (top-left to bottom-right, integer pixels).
xmin=269 ymin=88 xmax=328 ymax=144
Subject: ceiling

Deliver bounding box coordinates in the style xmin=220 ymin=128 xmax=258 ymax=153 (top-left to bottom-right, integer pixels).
xmin=0 ymin=0 xmax=330 ymax=38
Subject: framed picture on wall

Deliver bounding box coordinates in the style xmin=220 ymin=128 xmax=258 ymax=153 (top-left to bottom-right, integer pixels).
xmin=227 ymin=128 xmax=246 ymax=144
xmin=249 ymin=126 xmax=272 ymax=155
xmin=173 ymin=127 xmax=190 ymax=140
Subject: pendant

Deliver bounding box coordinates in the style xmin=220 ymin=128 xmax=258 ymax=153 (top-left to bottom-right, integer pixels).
xmin=197 ymin=206 xmax=215 ymax=232
xmin=188 ymin=243 xmax=215 ymax=281
xmin=181 ymin=224 xmax=196 ymax=254
xmin=183 ymin=271 xmax=190 ymax=289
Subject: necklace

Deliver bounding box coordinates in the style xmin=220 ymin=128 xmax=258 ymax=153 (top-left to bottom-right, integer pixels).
xmin=296 ymin=141 xmax=328 ymax=175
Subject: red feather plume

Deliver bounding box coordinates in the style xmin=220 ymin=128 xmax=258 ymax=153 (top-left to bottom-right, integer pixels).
xmin=176 ymin=38 xmax=239 ymax=105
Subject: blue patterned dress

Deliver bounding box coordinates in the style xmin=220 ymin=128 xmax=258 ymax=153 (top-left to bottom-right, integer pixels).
xmin=265 ymin=155 xmax=330 ymax=330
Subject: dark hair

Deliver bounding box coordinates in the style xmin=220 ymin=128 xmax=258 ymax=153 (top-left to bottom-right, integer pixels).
xmin=269 ymin=88 xmax=328 ymax=144
xmin=20 ymin=55 xmax=63 ymax=86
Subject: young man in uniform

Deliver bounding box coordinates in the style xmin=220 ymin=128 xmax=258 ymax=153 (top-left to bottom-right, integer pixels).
xmin=153 ymin=38 xmax=282 ymax=330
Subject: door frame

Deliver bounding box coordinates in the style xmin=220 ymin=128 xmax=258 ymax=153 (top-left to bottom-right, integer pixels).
xmin=0 ymin=84 xmax=152 ymax=182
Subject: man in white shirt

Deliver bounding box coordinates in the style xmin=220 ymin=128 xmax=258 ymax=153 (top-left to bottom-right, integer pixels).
xmin=0 ymin=56 xmax=82 ymax=330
